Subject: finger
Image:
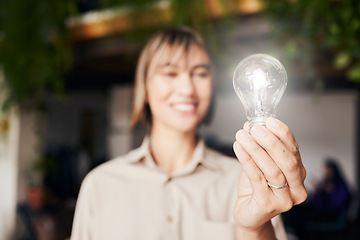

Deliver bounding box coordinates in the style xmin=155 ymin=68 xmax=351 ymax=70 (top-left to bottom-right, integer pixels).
xmin=250 ymin=125 xmax=301 ymax=183
xmin=235 ymin=129 xmax=287 ymax=191
xmin=266 ymin=117 xmax=299 ymax=157
xmin=250 ymin=125 xmax=307 ymax=203
xmin=265 ymin=118 xmax=306 ymax=183
xmin=233 ymin=141 xmax=268 ymax=197
xmin=243 ymin=121 xmax=250 ymax=132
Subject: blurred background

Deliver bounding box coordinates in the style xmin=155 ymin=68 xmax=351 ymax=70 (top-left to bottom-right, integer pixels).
xmin=0 ymin=0 xmax=360 ymax=239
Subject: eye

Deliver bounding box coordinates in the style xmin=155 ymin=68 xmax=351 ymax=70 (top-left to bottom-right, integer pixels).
xmin=159 ymin=66 xmax=179 ymax=78
xmin=164 ymin=71 xmax=178 ymax=77
xmin=193 ymin=69 xmax=210 ymax=79
xmin=197 ymin=72 xmax=209 ymax=78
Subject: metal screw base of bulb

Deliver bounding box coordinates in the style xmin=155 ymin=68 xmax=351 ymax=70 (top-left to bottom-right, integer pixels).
xmin=248 ymin=119 xmax=266 ymax=135
xmin=249 ymin=117 xmax=267 ymax=130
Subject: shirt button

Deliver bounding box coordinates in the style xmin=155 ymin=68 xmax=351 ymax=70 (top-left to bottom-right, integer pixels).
xmin=167 ymin=216 xmax=173 ymax=223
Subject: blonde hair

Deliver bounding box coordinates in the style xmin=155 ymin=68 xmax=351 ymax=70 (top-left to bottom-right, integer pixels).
xmin=130 ymin=27 xmax=211 ymax=127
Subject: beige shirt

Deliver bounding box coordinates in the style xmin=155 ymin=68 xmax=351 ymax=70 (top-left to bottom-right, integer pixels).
xmin=71 ymin=137 xmax=287 ymax=240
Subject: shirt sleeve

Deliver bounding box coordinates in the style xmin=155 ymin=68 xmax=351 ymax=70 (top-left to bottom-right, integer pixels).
xmin=71 ymin=175 xmax=95 ymax=240
xmin=271 ymin=214 xmax=288 ymax=240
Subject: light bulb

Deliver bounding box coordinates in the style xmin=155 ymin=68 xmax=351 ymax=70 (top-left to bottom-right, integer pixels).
xmin=233 ymin=53 xmax=287 ymax=127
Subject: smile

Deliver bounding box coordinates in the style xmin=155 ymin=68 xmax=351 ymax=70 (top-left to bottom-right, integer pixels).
xmin=172 ymin=103 xmax=197 ymax=112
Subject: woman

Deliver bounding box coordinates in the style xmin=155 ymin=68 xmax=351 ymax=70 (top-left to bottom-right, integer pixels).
xmin=71 ymin=27 xmax=307 ymax=239
xmin=307 ymin=158 xmax=351 ymax=233
xmin=313 ymin=158 xmax=351 ymax=213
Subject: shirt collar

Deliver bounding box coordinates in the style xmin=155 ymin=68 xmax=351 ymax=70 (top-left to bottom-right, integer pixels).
xmin=127 ymin=136 xmax=220 ymax=176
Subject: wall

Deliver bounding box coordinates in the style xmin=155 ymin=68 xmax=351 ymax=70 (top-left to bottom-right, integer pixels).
xmin=0 ymin=112 xmax=20 ymax=240
xmin=107 ymin=86 xmax=358 ymax=192
xmin=200 ymin=91 xmax=358 ymax=192
xmin=107 ymin=86 xmax=357 ymax=192
xmin=0 ymin=111 xmax=42 ymax=239
xmin=107 ymin=86 xmax=134 ymax=159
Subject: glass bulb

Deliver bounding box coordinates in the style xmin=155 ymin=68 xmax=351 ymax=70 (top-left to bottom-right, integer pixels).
xmin=233 ymin=53 xmax=287 ymax=127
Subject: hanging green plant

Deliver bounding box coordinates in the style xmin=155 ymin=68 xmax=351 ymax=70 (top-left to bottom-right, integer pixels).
xmin=0 ymin=0 xmax=226 ymax=112
xmin=264 ymin=0 xmax=360 ymax=83
xmin=0 ymin=0 xmax=77 ymax=111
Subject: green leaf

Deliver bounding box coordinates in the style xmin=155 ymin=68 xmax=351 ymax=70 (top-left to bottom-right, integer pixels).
xmin=285 ymin=40 xmax=299 ymax=59
xmin=334 ymin=52 xmax=351 ymax=70
xmin=347 ymin=64 xmax=360 ymax=82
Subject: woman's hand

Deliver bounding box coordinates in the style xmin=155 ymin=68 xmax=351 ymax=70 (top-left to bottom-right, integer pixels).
xmin=232 ymin=117 xmax=307 ymax=239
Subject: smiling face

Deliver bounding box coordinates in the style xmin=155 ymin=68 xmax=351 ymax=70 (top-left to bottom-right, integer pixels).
xmin=145 ymin=45 xmax=212 ymax=133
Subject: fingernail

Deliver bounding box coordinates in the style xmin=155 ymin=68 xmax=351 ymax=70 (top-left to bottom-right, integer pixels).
xmin=243 ymin=122 xmax=250 ymax=131
xmin=267 ymin=117 xmax=280 ymax=128
xmin=238 ymin=130 xmax=251 ymax=141
xmin=251 ymin=125 xmax=267 ymax=137
xmin=234 ymin=141 xmax=243 ymax=152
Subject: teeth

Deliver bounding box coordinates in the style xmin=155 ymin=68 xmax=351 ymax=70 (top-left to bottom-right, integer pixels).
xmin=173 ymin=104 xmax=195 ymax=111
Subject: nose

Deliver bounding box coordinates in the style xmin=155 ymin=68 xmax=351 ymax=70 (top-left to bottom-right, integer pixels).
xmin=177 ymin=73 xmax=195 ymax=96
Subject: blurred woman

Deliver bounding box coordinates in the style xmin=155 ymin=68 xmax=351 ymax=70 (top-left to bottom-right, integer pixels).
xmin=71 ymin=27 xmax=307 ymax=240
xmin=308 ymin=158 xmax=352 ymax=233
xmin=313 ymin=158 xmax=351 ymax=213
